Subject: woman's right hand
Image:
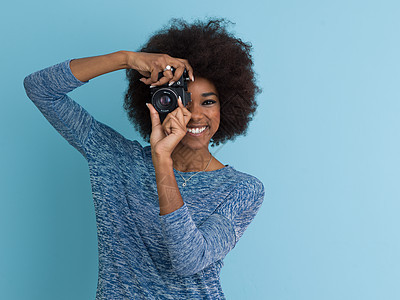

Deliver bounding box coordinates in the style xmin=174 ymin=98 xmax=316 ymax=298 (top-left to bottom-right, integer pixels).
xmin=126 ymin=52 xmax=194 ymax=86
xmin=69 ymin=51 xmax=194 ymax=84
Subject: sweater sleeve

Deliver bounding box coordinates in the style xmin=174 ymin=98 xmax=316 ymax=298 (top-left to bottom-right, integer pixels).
xmin=158 ymin=178 xmax=265 ymax=277
xmin=23 ymin=60 xmax=93 ymax=158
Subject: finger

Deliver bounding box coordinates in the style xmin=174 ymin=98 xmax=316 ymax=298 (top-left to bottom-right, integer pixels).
xmin=177 ymin=96 xmax=192 ymax=124
xmin=140 ymin=77 xmax=151 ymax=85
xmin=151 ymin=58 xmax=172 ymax=85
xmin=153 ymin=72 xmax=173 ymax=86
xmin=174 ymin=106 xmax=185 ymax=125
xmin=138 ymin=70 xmax=151 ymax=77
xmin=170 ymin=97 xmax=187 ymax=122
xmin=177 ymin=96 xmax=185 ymax=109
xmin=166 ymin=113 xmax=187 ymax=135
xmin=162 ymin=110 xmax=186 ymax=133
xmin=163 ymin=124 xmax=171 ymax=136
xmin=149 ymin=66 xmax=176 ymax=86
xmin=162 ymin=117 xmax=172 ymax=136
xmin=168 ymin=108 xmax=189 ymax=130
xmin=161 ymin=112 xmax=177 ymax=129
xmin=141 ymin=77 xmax=158 ymax=86
xmin=179 ymin=58 xmax=195 ymax=82
xmin=146 ymin=103 xmax=161 ymax=129
xmin=150 ymin=66 xmax=163 ymax=83
xmin=170 ymin=62 xmax=185 ymax=82
xmin=161 ymin=112 xmax=173 ymax=127
xmin=163 ymin=70 xmax=174 ymax=81
xmin=161 ymin=119 xmax=174 ymax=139
xmin=140 ymin=77 xmax=152 ymax=85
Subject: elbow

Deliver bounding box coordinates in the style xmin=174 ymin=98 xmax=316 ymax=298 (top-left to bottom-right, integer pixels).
xmin=170 ymin=251 xmax=206 ymax=277
xmin=23 ymin=75 xmax=34 ymax=99
xmin=172 ymin=263 xmax=201 ymax=277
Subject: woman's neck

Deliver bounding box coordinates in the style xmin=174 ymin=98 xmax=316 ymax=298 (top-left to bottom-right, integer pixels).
xmin=171 ymin=144 xmax=212 ymax=172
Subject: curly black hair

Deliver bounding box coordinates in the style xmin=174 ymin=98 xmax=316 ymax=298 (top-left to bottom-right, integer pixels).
xmin=124 ymin=18 xmax=261 ymax=146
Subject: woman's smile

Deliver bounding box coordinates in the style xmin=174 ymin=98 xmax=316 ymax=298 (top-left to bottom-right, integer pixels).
xmin=179 ymin=77 xmax=220 ymax=150
xmin=186 ymin=126 xmax=208 ymax=135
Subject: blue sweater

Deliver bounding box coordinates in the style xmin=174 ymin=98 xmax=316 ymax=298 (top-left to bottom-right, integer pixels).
xmin=23 ymin=60 xmax=265 ymax=300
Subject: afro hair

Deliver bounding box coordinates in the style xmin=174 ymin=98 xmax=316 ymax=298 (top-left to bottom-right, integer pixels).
xmin=124 ymin=18 xmax=261 ymax=146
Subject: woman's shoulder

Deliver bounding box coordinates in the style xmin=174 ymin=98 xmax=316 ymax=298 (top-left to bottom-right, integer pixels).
xmin=212 ymin=166 xmax=265 ymax=220
xmin=229 ymin=167 xmax=264 ymax=189
xmin=227 ymin=167 xmax=265 ymax=205
xmin=207 ymin=165 xmax=264 ymax=200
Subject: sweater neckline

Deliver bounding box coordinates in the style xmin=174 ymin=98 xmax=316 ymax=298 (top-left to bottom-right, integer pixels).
xmin=173 ymin=165 xmax=232 ymax=175
xmin=143 ymin=145 xmax=233 ymax=175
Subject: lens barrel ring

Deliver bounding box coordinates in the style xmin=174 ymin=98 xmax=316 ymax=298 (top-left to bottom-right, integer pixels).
xmin=151 ymin=88 xmax=179 ymax=114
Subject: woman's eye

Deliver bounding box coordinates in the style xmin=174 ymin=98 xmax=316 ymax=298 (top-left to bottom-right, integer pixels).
xmin=202 ymin=100 xmax=216 ymax=105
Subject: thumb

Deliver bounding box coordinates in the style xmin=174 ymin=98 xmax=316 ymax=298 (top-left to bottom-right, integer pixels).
xmin=146 ymin=103 xmax=161 ymax=129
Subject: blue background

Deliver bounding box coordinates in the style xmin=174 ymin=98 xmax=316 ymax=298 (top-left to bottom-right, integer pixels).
xmin=1 ymin=0 xmax=400 ymax=299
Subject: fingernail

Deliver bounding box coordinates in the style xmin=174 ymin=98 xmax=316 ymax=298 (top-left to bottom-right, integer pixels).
xmin=178 ymin=96 xmax=182 ymax=104
xmin=146 ymin=103 xmax=150 ymax=109
xmin=168 ymin=81 xmax=175 ymax=86
xmin=150 ymin=85 xmax=155 ymax=88
xmin=191 ymin=75 xmax=195 ymax=82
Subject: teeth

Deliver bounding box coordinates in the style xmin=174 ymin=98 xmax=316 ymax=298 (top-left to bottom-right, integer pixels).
xmin=187 ymin=126 xmax=207 ymax=134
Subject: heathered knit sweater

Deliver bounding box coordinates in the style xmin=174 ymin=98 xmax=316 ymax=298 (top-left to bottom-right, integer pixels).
xmin=23 ymin=60 xmax=265 ymax=300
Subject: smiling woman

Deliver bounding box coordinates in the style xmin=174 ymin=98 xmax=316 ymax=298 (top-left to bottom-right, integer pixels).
xmin=173 ymin=77 xmax=224 ymax=170
xmin=23 ymin=18 xmax=264 ymax=299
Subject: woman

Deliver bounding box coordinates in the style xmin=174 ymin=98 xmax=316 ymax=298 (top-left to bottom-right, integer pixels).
xmin=24 ymin=19 xmax=265 ymax=299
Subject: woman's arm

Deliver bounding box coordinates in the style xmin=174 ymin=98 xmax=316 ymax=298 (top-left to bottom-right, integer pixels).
xmin=159 ymin=179 xmax=265 ymax=276
xmin=69 ymin=51 xmax=130 ymax=82
xmin=70 ymin=50 xmax=194 ymax=84
xmin=24 ymin=60 xmax=95 ymax=156
xmin=146 ymin=96 xmax=265 ymax=276
xmin=24 ymin=51 xmax=193 ymax=157
xmin=146 ymin=98 xmax=192 ymax=215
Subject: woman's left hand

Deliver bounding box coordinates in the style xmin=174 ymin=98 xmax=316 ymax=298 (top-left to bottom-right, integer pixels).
xmin=147 ymin=97 xmax=191 ymax=160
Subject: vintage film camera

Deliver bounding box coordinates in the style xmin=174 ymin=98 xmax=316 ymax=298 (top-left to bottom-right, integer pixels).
xmin=149 ymin=68 xmax=191 ymax=122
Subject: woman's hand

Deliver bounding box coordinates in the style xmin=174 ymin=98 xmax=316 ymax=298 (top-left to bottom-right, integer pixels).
xmin=69 ymin=51 xmax=194 ymax=83
xmin=147 ymin=97 xmax=192 ymax=160
xmin=127 ymin=52 xmax=194 ymax=86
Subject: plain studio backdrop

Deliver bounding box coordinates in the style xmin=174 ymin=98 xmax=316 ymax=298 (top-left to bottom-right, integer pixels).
xmin=1 ymin=0 xmax=399 ymax=299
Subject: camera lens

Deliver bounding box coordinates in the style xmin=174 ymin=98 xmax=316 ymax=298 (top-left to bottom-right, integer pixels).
xmin=152 ymin=88 xmax=178 ymax=114
xmin=159 ymin=95 xmax=171 ymax=107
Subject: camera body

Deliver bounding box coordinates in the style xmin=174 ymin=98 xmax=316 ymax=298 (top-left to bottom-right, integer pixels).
xmin=149 ymin=69 xmax=191 ymax=122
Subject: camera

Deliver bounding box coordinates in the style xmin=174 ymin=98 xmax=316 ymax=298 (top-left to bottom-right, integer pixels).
xmin=149 ymin=68 xmax=191 ymax=122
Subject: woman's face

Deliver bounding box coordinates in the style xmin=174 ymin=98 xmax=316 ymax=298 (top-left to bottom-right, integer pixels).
xmin=179 ymin=77 xmax=220 ymax=150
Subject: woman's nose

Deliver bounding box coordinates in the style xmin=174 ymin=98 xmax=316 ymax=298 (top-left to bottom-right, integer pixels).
xmin=187 ymin=102 xmax=202 ymax=118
